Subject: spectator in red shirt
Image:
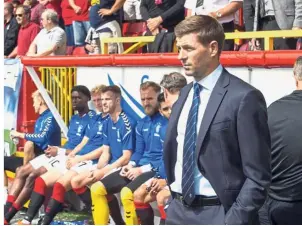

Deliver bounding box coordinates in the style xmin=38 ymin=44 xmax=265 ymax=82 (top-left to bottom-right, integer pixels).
xmin=23 ymin=0 xmax=45 ymax=26
xmin=68 ymin=0 xmax=91 ymax=46
xmin=61 ymin=0 xmax=75 ymax=47
xmin=7 ymin=5 xmax=40 ymax=58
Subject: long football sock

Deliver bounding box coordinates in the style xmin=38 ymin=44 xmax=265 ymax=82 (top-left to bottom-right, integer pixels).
xmin=121 ymin=187 xmax=138 ymax=225
xmin=134 ymin=202 xmax=154 ymax=225
xmin=90 ymin=181 xmax=109 ymax=225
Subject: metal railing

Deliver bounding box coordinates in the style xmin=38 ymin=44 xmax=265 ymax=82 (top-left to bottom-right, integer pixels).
xmin=100 ymin=30 xmax=302 ymax=53
xmin=39 ymin=67 xmax=76 ymax=124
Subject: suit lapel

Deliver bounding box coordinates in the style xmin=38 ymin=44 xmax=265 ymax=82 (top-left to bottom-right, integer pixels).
xmin=196 ymin=70 xmax=230 ymax=158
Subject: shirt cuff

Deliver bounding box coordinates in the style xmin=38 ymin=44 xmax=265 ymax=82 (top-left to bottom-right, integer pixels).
xmin=129 ymin=161 xmax=136 ymax=167
xmin=140 ymin=164 xmax=152 ymax=173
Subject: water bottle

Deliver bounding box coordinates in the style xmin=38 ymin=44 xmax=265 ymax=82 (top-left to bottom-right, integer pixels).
xmin=10 ymin=128 xmax=19 ymax=145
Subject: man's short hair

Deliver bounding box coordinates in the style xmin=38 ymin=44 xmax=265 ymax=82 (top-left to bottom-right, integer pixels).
xmin=157 ymin=93 xmax=165 ymax=104
xmin=42 ymin=9 xmax=59 ymax=24
xmin=32 ymin=90 xmax=52 ymax=106
xmin=294 ymin=56 xmax=302 ymax=81
xmin=71 ymin=85 xmax=91 ymax=100
xmin=16 ymin=5 xmax=31 ymax=20
xmin=4 ymin=2 xmax=14 ymax=14
xmin=160 ymin=72 xmax=187 ymax=94
xmin=91 ymin=85 xmax=106 ymax=96
xmin=175 ymin=15 xmax=225 ymax=55
xmin=102 ymin=85 xmax=122 ymax=97
xmin=140 ymin=81 xmax=161 ymax=93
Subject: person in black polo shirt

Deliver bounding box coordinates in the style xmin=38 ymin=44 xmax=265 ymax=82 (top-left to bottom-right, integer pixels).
xmin=259 ymin=56 xmax=302 ymax=224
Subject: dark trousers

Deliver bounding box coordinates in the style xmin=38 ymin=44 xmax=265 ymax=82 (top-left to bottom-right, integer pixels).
xmin=259 ymin=196 xmax=302 ymax=225
xmin=222 ymin=21 xmax=235 ymax=51
xmin=259 ymin=17 xmax=297 ymax=50
xmin=165 ymin=198 xmax=225 ymax=225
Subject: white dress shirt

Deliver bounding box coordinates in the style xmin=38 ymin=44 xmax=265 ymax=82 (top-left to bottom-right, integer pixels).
xmin=184 ymin=0 xmax=243 ymax=24
xmin=170 ymin=64 xmax=223 ymax=197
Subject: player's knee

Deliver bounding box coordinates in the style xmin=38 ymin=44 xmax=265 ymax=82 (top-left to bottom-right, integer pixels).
xmin=15 ymin=164 xmax=30 ymax=178
xmin=91 ymin=182 xmax=107 ymax=196
xmin=24 ymin=141 xmax=34 ymax=153
xmin=133 ymin=186 xmax=147 ymax=203
xmin=25 ymin=172 xmax=38 ymax=189
xmin=121 ymin=187 xmax=134 ymax=205
xmin=70 ymin=176 xmax=81 ymax=189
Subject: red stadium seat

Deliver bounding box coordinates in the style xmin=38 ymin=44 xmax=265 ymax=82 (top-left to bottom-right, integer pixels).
xmin=72 ymin=46 xmax=87 ymax=55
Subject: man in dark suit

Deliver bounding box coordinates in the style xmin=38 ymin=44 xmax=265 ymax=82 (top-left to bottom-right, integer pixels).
xmin=258 ymin=57 xmax=302 ymax=225
xmin=163 ymin=15 xmax=271 ymax=225
xmin=4 ymin=2 xmax=19 ymax=57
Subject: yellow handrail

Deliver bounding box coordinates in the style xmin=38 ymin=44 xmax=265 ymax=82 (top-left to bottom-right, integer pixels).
xmin=100 ymin=29 xmax=302 ymax=53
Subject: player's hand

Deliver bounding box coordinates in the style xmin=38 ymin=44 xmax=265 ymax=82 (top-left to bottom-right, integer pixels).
xmin=149 ymin=178 xmax=167 ymax=194
xmin=10 ymin=130 xmax=20 ymax=139
xmin=125 ymin=167 xmax=142 ymax=180
xmin=89 ymin=169 xmax=103 ymax=182
xmin=120 ymin=164 xmax=133 ymax=177
xmin=66 ymin=157 xmax=79 ymax=169
xmin=44 ymin=145 xmax=58 ymax=157
xmin=68 ymin=151 xmax=76 ymax=158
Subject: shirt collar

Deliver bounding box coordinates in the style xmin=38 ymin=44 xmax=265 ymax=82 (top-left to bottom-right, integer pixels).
xmin=146 ymin=111 xmax=161 ymax=121
xmin=195 ymin=64 xmax=223 ymax=91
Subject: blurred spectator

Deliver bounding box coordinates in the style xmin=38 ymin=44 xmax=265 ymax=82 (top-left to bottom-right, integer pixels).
xmin=61 ymin=0 xmax=75 ymax=50
xmin=85 ymin=1 xmax=124 ymax=54
xmin=23 ymin=0 xmax=45 ymax=26
xmin=244 ymin=0 xmax=301 ymax=50
xmin=4 ymin=2 xmax=19 ymax=57
xmin=12 ymin=0 xmax=21 ymax=15
xmin=258 ymin=57 xmax=302 ymax=225
xmin=39 ymin=0 xmax=64 ymax=28
xmin=7 ymin=5 xmax=40 ymax=58
xmin=27 ymin=9 xmax=66 ymax=56
xmin=185 ymin=0 xmax=243 ymax=51
xmin=68 ymin=0 xmax=91 ymax=47
xmin=140 ymin=0 xmax=185 ymax=35
xmin=123 ymin=0 xmax=142 ymax=21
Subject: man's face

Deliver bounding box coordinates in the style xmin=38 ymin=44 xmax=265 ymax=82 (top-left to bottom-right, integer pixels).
xmin=4 ymin=4 xmax=10 ymax=17
xmin=140 ymin=87 xmax=159 ymax=116
xmin=91 ymin=93 xmax=102 ymax=112
xmin=15 ymin=8 xmax=27 ymax=25
xmin=33 ymin=96 xmax=42 ymax=113
xmin=71 ymin=91 xmax=88 ymax=112
xmin=40 ymin=12 xmax=49 ymax=28
xmin=101 ymin=91 xmax=118 ymax=114
xmin=24 ymin=0 xmax=34 ymax=6
xmin=159 ymin=100 xmax=171 ymax=119
xmin=177 ymin=33 xmax=213 ymax=80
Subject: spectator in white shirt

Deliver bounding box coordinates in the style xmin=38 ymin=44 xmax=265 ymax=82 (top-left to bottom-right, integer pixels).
xmin=27 ymin=9 xmax=66 ymax=56
xmin=185 ymin=0 xmax=243 ymax=51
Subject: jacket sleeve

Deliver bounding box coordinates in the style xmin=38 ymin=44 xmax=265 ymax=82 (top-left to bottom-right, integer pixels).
xmin=25 ymin=116 xmax=56 ymax=145
xmin=224 ymin=89 xmax=271 ymax=225
xmin=4 ymin=19 xmax=19 ymax=56
xmin=294 ymin=0 xmax=302 ymax=28
xmin=130 ymin=122 xmax=145 ymax=165
xmin=243 ymin=0 xmax=256 ymax=31
xmin=140 ymin=0 xmax=151 ymax=21
xmin=160 ymin=0 xmax=185 ymax=22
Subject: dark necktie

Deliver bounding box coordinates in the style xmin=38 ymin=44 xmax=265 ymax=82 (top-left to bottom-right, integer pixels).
xmin=181 ymin=83 xmax=201 ymax=205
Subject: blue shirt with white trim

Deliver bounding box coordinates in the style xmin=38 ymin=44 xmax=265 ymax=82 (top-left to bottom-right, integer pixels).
xmin=77 ymin=114 xmax=109 ymax=163
xmin=25 ymin=109 xmax=61 ymax=150
xmin=131 ymin=112 xmax=168 ymax=168
xmin=103 ymin=111 xmax=136 ymax=164
xmin=63 ymin=110 xmax=96 ymax=150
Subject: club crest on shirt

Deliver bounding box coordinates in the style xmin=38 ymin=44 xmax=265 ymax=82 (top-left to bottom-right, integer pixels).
xmin=76 ymin=125 xmax=83 ymax=136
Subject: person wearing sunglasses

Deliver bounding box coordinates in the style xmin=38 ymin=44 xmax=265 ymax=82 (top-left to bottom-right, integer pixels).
xmin=7 ymin=5 xmax=40 ymax=59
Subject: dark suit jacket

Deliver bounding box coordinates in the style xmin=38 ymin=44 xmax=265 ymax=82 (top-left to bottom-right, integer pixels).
xmin=267 ymin=90 xmax=302 ymax=202
xmin=4 ymin=17 xmax=19 ymax=56
xmin=163 ymin=68 xmax=271 ymax=224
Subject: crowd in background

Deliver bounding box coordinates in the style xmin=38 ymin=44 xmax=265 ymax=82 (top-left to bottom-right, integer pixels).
xmin=4 ymin=0 xmax=302 ymax=58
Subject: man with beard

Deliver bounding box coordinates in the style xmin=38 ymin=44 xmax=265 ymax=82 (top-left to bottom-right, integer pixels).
xmin=5 ymin=85 xmax=95 ymax=225
xmin=89 ymin=82 xmax=168 ymax=225
xmin=121 ymin=73 xmax=187 ymax=225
